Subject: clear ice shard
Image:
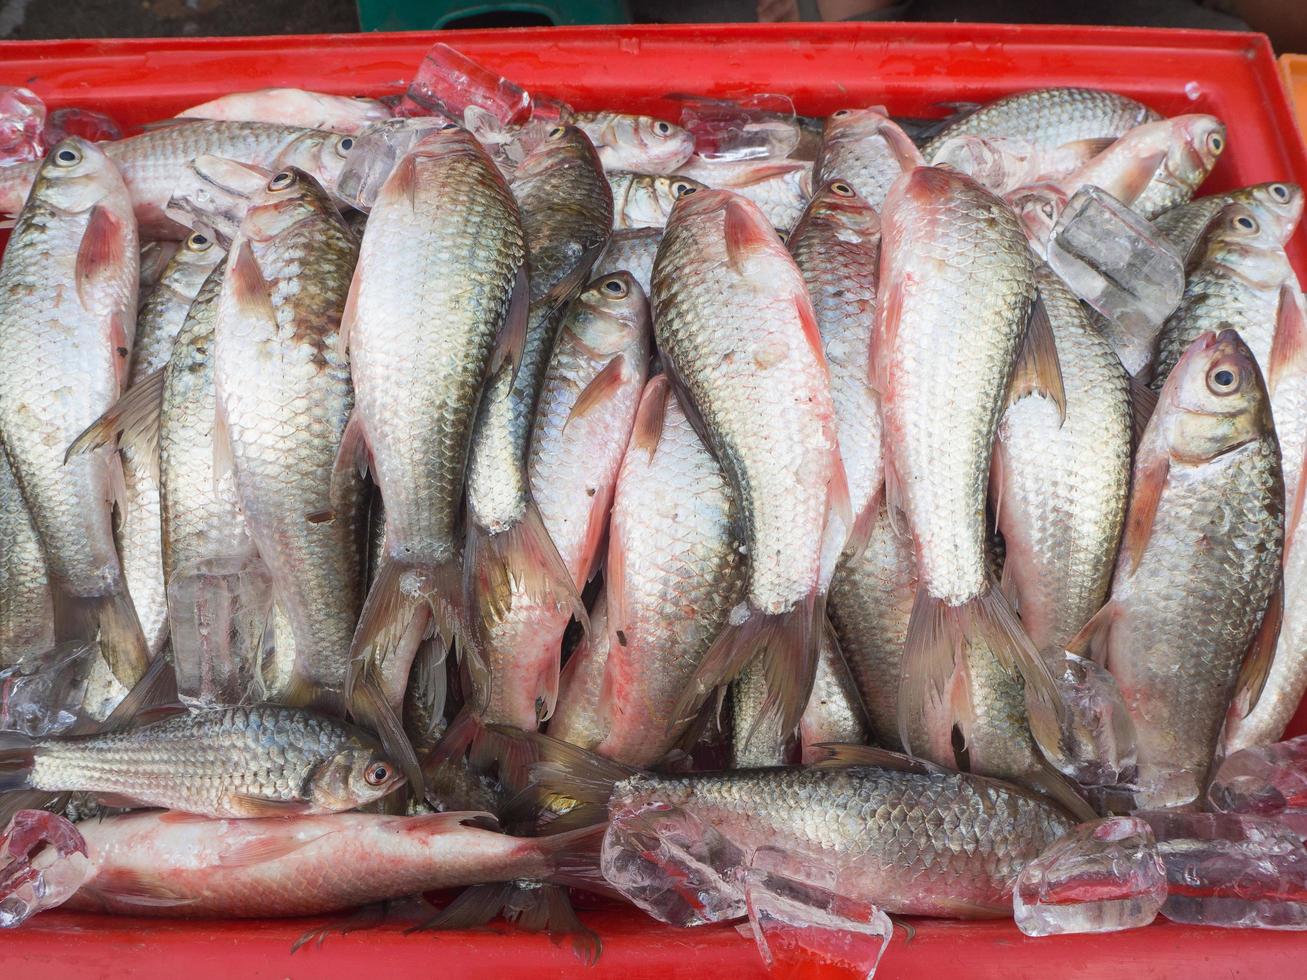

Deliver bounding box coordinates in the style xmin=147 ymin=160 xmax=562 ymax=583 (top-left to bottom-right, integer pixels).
xmin=334 ymin=117 xmax=451 ymax=212
xmin=168 ymin=555 xmax=274 ymax=708
xmin=1046 ymin=186 xmax=1184 ymax=338
xmin=395 ymin=43 xmax=531 ymax=126
xmin=0 ymin=810 xmax=90 ymax=928
xmin=0 ymin=87 xmax=45 ymax=166
xmin=744 ymin=848 xmax=892 ymax=979
xmin=1140 ymin=810 xmax=1307 ymax=929
xmin=1208 ymin=734 xmax=1307 ymax=838
xmin=44 ymin=106 xmax=121 ymax=145
xmin=931 ymin=136 xmax=1042 ymax=196
xmin=1014 ymin=816 xmax=1165 ymax=936
xmin=1043 ymin=653 xmax=1137 ymax=789
xmin=0 ymin=642 xmax=98 ymax=736
xmin=677 ymin=94 xmax=799 ymax=162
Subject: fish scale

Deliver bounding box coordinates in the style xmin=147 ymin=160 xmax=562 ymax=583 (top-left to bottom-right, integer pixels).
xmin=0 ymin=438 xmax=53 ymax=665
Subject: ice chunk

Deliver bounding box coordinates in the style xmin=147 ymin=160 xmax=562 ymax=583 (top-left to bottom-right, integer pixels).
xmin=931 ymin=136 xmax=1042 ymax=196
xmin=0 ymin=87 xmax=45 ymax=166
xmin=1208 ymin=734 xmax=1307 ymax=838
xmin=1014 ymin=816 xmax=1165 ymax=936
xmin=599 ymin=803 xmax=748 ymax=926
xmin=44 ymin=107 xmax=121 ymax=145
xmin=0 ymin=810 xmax=90 ymax=927
xmin=1141 ymin=810 xmax=1307 ymax=929
xmin=395 ymin=43 xmax=531 ymax=127
xmin=1045 ymin=186 xmax=1185 ymax=340
xmin=334 ymin=117 xmax=451 ymax=212
xmin=0 ymin=643 xmax=98 ymax=736
xmin=744 ymin=848 xmax=892 ymax=979
xmin=164 ymin=154 xmax=271 ymax=245
xmin=168 ymin=555 xmax=273 ymax=708
xmin=678 ymin=94 xmax=799 ymax=162
xmin=1043 ymin=653 xmax=1137 ymax=788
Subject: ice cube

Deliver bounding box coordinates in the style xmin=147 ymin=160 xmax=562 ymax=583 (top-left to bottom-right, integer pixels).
xmin=931 ymin=136 xmax=1042 ymax=196
xmin=1014 ymin=816 xmax=1165 ymax=936
xmin=599 ymin=803 xmax=748 ymax=926
xmin=334 ymin=117 xmax=451 ymax=211
xmin=0 ymin=643 xmax=98 ymax=736
xmin=678 ymin=94 xmax=799 ymax=162
xmin=0 ymin=810 xmax=90 ymax=927
xmin=744 ymin=848 xmax=892 ymax=979
xmin=0 ymin=87 xmax=45 ymax=166
xmin=395 ymin=43 xmax=531 ymax=126
xmin=164 ymin=154 xmax=271 ymax=245
xmin=44 ymin=107 xmax=121 ymax=145
xmin=1208 ymin=734 xmax=1307 ymax=838
xmin=1043 ymin=653 xmax=1137 ymax=788
xmin=1046 ymin=186 xmax=1185 ymax=340
xmin=1140 ymin=810 xmax=1307 ymax=929
xmin=168 ymin=555 xmax=273 ymax=708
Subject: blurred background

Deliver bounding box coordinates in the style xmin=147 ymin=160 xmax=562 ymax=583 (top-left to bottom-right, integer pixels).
xmin=1 ymin=0 xmax=1301 ymax=52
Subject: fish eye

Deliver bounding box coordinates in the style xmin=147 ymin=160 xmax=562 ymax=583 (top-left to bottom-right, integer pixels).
xmin=653 ymin=120 xmax=673 ymax=137
xmin=439 ymin=121 xmax=460 ymax=131
xmin=1207 ymin=132 xmax=1225 ymax=154
xmin=186 ymin=232 xmax=212 ymax=251
xmin=831 ymin=181 xmax=855 ymax=197
xmin=1270 ymin=183 xmax=1290 ymax=202
xmin=1233 ymin=213 xmax=1258 ymax=232
xmin=336 ymin=136 xmax=355 ymax=155
xmin=671 ymin=180 xmax=696 ymax=197
xmin=268 ymin=171 xmax=296 ymax=191
xmin=53 ymin=145 xmax=81 ymax=167
xmin=1207 ymin=363 xmax=1242 ymax=394
xmin=364 ymin=762 xmax=391 ymax=786
xmin=548 ymin=125 xmax=567 ymax=140
xmin=601 ymin=276 xmax=628 ymax=298
xmin=832 ymin=109 xmax=852 ymax=118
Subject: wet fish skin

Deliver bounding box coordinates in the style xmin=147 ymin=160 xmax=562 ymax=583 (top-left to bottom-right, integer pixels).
xmin=549 ymin=594 xmax=614 ymax=752
xmin=0 ymin=440 xmax=53 ymax=665
xmin=594 ymin=227 xmax=661 ymax=296
xmin=0 ymin=138 xmax=147 ymax=687
xmin=574 ymin=111 xmax=695 ymax=175
xmin=1152 ymin=181 xmax=1303 ymax=268
xmin=214 ymin=167 xmax=363 ymax=711
xmin=607 ymin=172 xmax=704 ymax=230
xmin=673 ymin=156 xmax=813 ymax=232
xmin=796 ymin=623 xmax=870 ymax=763
xmin=175 ymin=88 xmax=392 ymax=135
xmin=815 ymin=108 xmax=912 ymax=209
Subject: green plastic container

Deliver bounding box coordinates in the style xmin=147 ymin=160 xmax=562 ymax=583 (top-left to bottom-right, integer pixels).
xmin=357 ymin=0 xmax=630 ymax=31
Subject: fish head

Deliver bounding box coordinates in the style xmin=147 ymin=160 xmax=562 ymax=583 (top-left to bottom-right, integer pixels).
xmin=794 ymin=178 xmax=881 ymax=242
xmin=597 ymin=114 xmax=695 ymax=174
xmin=1200 ymin=202 xmax=1288 ymax=281
xmin=240 ymin=167 xmax=340 ymax=243
xmin=822 ymin=106 xmax=891 ymax=144
xmin=171 ymin=228 xmax=227 ymax=274
xmin=570 ymin=272 xmax=651 ymax=355
xmin=310 ymin=738 xmax=407 ymax=809
xmin=275 ymin=129 xmax=357 ymax=198
xmin=31 ymin=138 xmax=126 ymax=216
xmin=1243 ymin=181 xmax=1304 ymax=244
xmin=513 ymin=123 xmax=603 ymax=183
xmin=1160 ymin=327 xmax=1272 ymax=463
xmin=1163 ymin=114 xmax=1225 ymax=196
xmin=622 ymin=174 xmax=703 ymax=227
xmin=1008 ymin=182 xmax=1068 ymax=250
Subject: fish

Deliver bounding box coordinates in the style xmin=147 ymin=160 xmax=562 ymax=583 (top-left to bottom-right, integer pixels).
xmin=873 ymin=165 xmax=1064 ymax=756
xmin=174 ymin=88 xmax=393 ymax=135
xmin=213 ymin=168 xmax=363 ymax=716
xmin=530 ymin=736 xmax=1072 ymax=919
xmin=0 ymin=439 xmax=53 ymax=665
xmin=463 ymin=125 xmax=612 ymax=656
xmin=607 ymin=172 xmax=704 ymax=230
xmin=921 ymin=87 xmax=1159 ymax=162
xmin=138 ymin=241 xmax=180 ymax=293
xmin=162 ymin=155 xmax=275 ymax=248
xmin=573 ymin=111 xmax=696 ymax=175
xmin=814 ymin=108 xmax=915 ymax=209
xmin=343 ymin=126 xmax=526 ymax=762
xmin=549 ymin=594 xmax=615 ymax=753
xmin=796 ymin=624 xmax=870 ymax=764
xmin=0 ymin=138 xmax=148 ymax=689
xmin=562 ymin=377 xmax=745 ymax=766
xmin=673 ymin=156 xmax=813 ymax=232
xmin=0 ymin=704 xmax=405 ymax=817
xmin=991 ymin=266 xmax=1132 ymax=661
xmin=1152 ymin=181 xmax=1303 ymax=269
xmin=594 ymin=227 xmax=661 ymax=296
xmin=652 ymin=189 xmax=842 ymax=740
xmin=0 ymin=121 xmax=357 ymax=236
xmin=55 ymin=809 xmax=602 ymax=919
xmin=1070 ymin=329 xmax=1283 ymax=808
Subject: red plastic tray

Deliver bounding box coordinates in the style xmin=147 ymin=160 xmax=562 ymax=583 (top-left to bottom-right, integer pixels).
xmin=1 ymin=22 xmax=1305 ymax=978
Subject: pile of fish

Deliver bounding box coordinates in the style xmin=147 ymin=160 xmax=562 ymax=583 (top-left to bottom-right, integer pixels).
xmin=1 ymin=40 xmax=1307 ymax=970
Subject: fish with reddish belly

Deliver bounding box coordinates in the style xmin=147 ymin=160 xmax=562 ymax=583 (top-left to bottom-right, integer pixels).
xmin=174 ymin=88 xmax=392 ymax=134
xmin=653 ymin=189 xmax=844 ymax=741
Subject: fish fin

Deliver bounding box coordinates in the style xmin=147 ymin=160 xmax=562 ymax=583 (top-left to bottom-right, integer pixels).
xmin=410 ymin=882 xmax=517 ymax=934
xmin=403 ymin=810 xmax=501 ymax=834
xmin=629 ymin=374 xmax=669 ymax=461
xmin=464 ymin=498 xmax=588 ymax=642
xmin=946 ymin=647 xmax=978 ymax=769
xmin=807 ymin=742 xmax=939 ymax=775
xmin=90 ymin=792 xmax=152 ymax=809
xmin=327 ymin=411 xmax=371 ymax=518
xmin=670 ymin=594 xmax=822 ymax=743
xmin=1006 ymin=289 xmax=1066 ymax=422
xmin=85 ymin=869 xmax=198 ymax=909
xmin=75 ymin=204 xmax=131 ymax=312
xmin=1231 ymin=578 xmax=1283 ymax=719
xmin=336 ymin=256 xmax=363 ymax=358
xmin=880 ymin=450 xmax=911 ymax=540
xmin=229 ymin=240 xmax=277 ymax=327
xmin=223 ymin=794 xmax=316 ymax=818
xmin=218 ymin=830 xmax=334 ymax=868
xmin=1027 ymin=761 xmax=1098 ymax=822
xmin=390 ymin=153 xmax=420 ymax=210
xmin=347 ymin=661 xmax=423 ymax=795
xmin=826 ymin=445 xmax=853 ymax=538
xmin=1121 ymin=452 xmax=1170 ymax=574
xmin=65 ymin=368 xmax=166 ymax=479
xmin=537 ymin=822 xmax=609 ymax=895
xmin=514 ymin=729 xmax=637 ymax=808
xmin=564 ymin=355 xmax=626 ymax=431
xmin=1112 ymin=149 xmax=1169 ymax=207
xmin=870 ymin=258 xmax=904 ymax=395
xmin=896 ymin=588 xmax=957 ymax=756
xmin=841 ymin=486 xmax=882 ymax=563
xmin=728 ymin=162 xmax=808 ymax=188
xmin=487 ymin=264 xmax=530 ymax=383
xmin=156 ymin=810 xmax=212 ymax=824
xmin=278 ymin=669 xmax=346 ymax=718
xmin=129 ymin=704 xmax=189 ymax=727
xmin=100 ymin=652 xmax=180 ymax=730
xmin=50 ymin=589 xmax=150 ymax=689
xmin=426 ymin=714 xmax=539 ymax=795
xmin=212 ymin=400 xmax=234 ymax=486
xmin=793 ymin=292 xmax=828 ymax=369
xmin=1287 ymin=444 xmax=1307 ymax=553
xmin=722 ymin=194 xmax=772 ymax=274
xmin=0 ymin=731 xmax=35 ymax=793
xmin=1127 ymin=372 xmax=1159 ymax=444
xmin=1267 ymin=283 xmax=1307 ymax=397
xmin=1064 ymin=601 xmax=1120 ymax=667
xmin=973 ymin=583 xmax=1065 ymax=743
xmin=989 ymin=445 xmax=1007 ymax=536
xmin=1057 ymin=136 xmax=1118 ymax=161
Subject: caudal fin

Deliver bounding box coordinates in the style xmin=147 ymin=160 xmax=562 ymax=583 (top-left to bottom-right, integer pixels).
xmin=347 ymin=660 xmax=423 ymax=796
xmin=0 ymin=732 xmax=36 ymax=793
xmin=426 ymin=710 xmax=540 ymax=796
xmin=52 ymin=588 xmax=151 ymax=689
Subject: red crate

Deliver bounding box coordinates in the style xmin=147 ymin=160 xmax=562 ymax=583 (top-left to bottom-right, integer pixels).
xmin=0 ymin=22 xmax=1305 ymax=978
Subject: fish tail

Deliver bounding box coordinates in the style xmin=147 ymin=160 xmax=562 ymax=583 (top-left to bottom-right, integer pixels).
xmin=669 ymin=593 xmax=823 ymax=747
xmin=52 ymin=587 xmax=151 ymax=689
xmin=346 ymin=660 xmax=424 ymax=798
xmin=1027 ymin=760 xmax=1098 ymax=823
xmin=425 ymin=710 xmax=540 ymax=796
xmin=0 ymin=731 xmax=36 ymax=793
xmin=499 ymin=728 xmax=637 ymax=828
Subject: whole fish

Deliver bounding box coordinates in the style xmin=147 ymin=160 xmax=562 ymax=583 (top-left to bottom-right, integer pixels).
xmin=815 ymin=108 xmax=914 ymax=209
xmin=796 ymin=625 xmax=870 ymax=763
xmin=58 ymin=810 xmax=601 ymax=918
xmin=1072 ymin=330 xmax=1282 ymax=808
xmin=344 ymin=128 xmax=525 ymax=739
xmin=922 ymin=87 xmax=1159 ymax=162
xmin=573 ymin=111 xmax=695 ymax=175
xmin=0 ymin=441 xmax=52 ymax=664
xmin=573 ymin=377 xmax=744 ymax=766
xmin=1153 ymin=182 xmax=1303 ymax=267
xmin=607 ymin=172 xmax=704 ymax=229
xmin=533 ymin=738 xmax=1071 ymax=919
xmin=594 ymin=227 xmax=661 ymax=296
xmin=0 ymin=121 xmax=357 ymax=236
xmin=0 ymin=138 xmax=147 ymax=688
xmin=175 ymin=88 xmax=392 ymax=135
xmin=673 ymin=156 xmax=813 ymax=232
xmin=464 ymin=125 xmax=612 ymax=653
xmin=0 ymin=705 xmax=404 ymax=816
xmin=873 ymin=165 xmax=1063 ymax=754
xmin=992 ymin=266 xmax=1132 ymax=661
xmin=652 ymin=189 xmax=841 ymax=739
xmin=213 ymin=168 xmax=362 ymax=714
